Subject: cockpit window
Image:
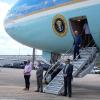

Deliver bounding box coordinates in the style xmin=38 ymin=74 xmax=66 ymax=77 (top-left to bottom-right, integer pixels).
xmin=6 ymin=0 xmax=73 ymax=20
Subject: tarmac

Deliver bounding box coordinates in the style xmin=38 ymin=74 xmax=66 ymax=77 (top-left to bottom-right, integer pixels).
xmin=0 ymin=68 xmax=100 ymax=100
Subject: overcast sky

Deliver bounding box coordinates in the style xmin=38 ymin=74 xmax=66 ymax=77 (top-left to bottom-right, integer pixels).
xmin=0 ymin=0 xmax=42 ymax=55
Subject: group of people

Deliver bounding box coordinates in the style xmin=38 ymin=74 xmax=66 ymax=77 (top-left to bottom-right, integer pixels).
xmin=22 ymin=21 xmax=91 ymax=98
xmin=62 ymin=21 xmax=92 ymax=97
xmin=23 ymin=59 xmax=73 ymax=98
xmin=55 ymin=22 xmax=91 ymax=97
xmin=23 ymin=60 xmax=43 ymax=93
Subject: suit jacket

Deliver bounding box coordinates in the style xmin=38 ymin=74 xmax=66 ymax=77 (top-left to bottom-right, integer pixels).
xmin=73 ymin=35 xmax=82 ymax=49
xmin=63 ymin=64 xmax=73 ymax=79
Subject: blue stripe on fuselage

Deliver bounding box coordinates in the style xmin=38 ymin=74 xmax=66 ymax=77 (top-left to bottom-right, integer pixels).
xmin=6 ymin=0 xmax=71 ymax=20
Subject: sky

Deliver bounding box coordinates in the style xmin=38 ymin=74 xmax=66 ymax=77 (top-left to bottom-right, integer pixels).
xmin=0 ymin=0 xmax=42 ymax=55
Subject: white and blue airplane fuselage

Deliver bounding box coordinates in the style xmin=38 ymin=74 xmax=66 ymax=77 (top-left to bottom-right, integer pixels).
xmin=4 ymin=0 xmax=100 ymax=53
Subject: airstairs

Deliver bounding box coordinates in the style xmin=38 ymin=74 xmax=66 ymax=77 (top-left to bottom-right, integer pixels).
xmin=43 ymin=47 xmax=97 ymax=95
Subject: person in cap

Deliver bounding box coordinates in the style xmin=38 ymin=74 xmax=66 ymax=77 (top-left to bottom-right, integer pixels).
xmin=62 ymin=59 xmax=73 ymax=97
xmin=35 ymin=61 xmax=43 ymax=93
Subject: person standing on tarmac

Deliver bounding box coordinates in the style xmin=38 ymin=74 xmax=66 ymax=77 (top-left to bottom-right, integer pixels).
xmin=62 ymin=59 xmax=73 ymax=97
xmin=23 ymin=60 xmax=32 ymax=91
xmin=35 ymin=61 xmax=43 ymax=93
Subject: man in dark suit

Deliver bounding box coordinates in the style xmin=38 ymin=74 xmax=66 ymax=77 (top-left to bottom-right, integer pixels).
xmin=63 ymin=59 xmax=73 ymax=97
xmin=73 ymin=30 xmax=82 ymax=59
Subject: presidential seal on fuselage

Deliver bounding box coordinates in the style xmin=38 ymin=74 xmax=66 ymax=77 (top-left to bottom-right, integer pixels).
xmin=52 ymin=14 xmax=67 ymax=37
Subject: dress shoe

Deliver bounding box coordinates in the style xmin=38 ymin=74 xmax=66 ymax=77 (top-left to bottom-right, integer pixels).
xmin=23 ymin=88 xmax=29 ymax=91
xmin=78 ymin=56 xmax=81 ymax=59
xmin=69 ymin=95 xmax=72 ymax=98
xmin=34 ymin=90 xmax=39 ymax=92
xmin=40 ymin=91 xmax=43 ymax=93
xmin=61 ymin=93 xmax=67 ymax=96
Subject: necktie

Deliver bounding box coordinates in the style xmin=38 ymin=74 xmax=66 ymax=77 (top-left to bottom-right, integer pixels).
xmin=64 ymin=64 xmax=68 ymax=73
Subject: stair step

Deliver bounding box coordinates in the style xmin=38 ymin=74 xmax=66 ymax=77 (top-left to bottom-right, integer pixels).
xmin=43 ymin=90 xmax=59 ymax=94
xmin=43 ymin=47 xmax=97 ymax=95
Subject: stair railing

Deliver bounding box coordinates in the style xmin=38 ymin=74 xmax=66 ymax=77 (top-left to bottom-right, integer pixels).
xmin=43 ymin=46 xmax=73 ymax=82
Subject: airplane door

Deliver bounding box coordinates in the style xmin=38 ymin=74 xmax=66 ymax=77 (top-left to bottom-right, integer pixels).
xmin=69 ymin=16 xmax=95 ymax=47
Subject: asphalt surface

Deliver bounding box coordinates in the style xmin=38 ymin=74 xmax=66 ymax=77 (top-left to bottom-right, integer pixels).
xmin=0 ymin=68 xmax=100 ymax=100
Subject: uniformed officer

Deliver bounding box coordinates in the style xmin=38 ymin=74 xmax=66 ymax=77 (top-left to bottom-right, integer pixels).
xmin=35 ymin=61 xmax=43 ymax=93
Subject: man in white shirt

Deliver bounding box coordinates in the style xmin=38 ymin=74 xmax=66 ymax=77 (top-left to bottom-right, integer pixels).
xmin=23 ymin=60 xmax=32 ymax=90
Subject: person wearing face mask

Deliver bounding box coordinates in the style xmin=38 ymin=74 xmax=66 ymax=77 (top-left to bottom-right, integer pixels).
xmin=23 ymin=60 xmax=32 ymax=91
xmin=35 ymin=61 xmax=43 ymax=93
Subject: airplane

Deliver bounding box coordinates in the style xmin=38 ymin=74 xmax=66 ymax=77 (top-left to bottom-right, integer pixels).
xmin=3 ymin=0 xmax=100 ymax=95
xmin=4 ymin=0 xmax=100 ymax=63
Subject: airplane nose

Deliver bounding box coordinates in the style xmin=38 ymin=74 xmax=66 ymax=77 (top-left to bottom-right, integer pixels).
xmin=4 ymin=0 xmax=74 ymax=52
xmin=4 ymin=13 xmax=74 ymax=53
